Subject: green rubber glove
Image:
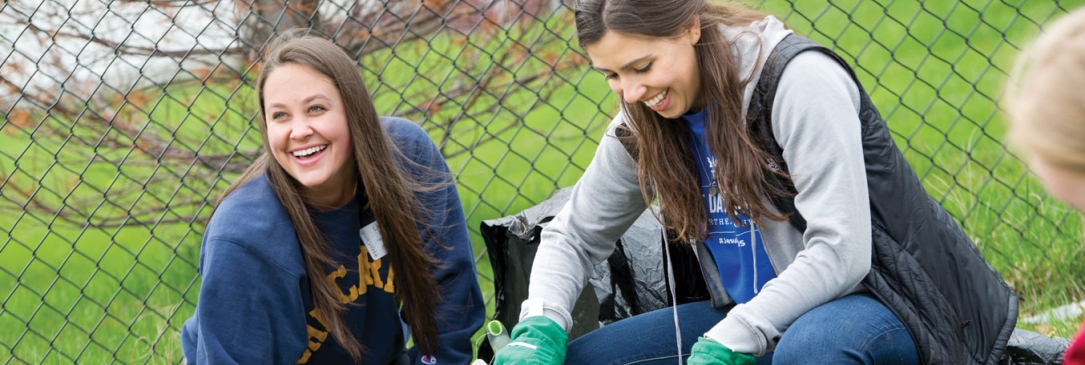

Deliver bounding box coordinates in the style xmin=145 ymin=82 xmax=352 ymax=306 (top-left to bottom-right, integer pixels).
xmin=491 ymin=316 xmax=567 ymax=365
xmin=687 ymin=337 xmax=756 ymax=365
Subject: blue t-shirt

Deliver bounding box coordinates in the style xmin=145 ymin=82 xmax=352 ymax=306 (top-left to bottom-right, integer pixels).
xmin=684 ymin=109 xmax=777 ymax=304
xmin=181 ymin=117 xmax=484 ymax=365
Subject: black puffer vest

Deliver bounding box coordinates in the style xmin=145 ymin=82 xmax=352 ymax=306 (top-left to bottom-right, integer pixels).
xmin=747 ymin=35 xmax=1017 ymax=365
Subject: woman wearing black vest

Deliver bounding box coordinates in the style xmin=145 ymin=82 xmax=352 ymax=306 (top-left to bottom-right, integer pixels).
xmin=490 ymin=0 xmax=1017 ymax=364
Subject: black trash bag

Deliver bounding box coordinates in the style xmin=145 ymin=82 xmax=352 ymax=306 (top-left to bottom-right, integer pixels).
xmin=479 ymin=188 xmax=698 ymax=361
xmin=998 ymin=328 xmax=1071 ymax=365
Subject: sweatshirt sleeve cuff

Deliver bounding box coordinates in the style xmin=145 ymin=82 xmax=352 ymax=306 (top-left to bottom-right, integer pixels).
xmin=705 ymin=307 xmax=779 ymax=356
xmin=519 ymin=299 xmax=573 ymax=332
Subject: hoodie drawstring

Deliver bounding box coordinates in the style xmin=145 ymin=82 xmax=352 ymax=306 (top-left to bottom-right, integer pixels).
xmin=665 ymin=238 xmax=684 ymax=365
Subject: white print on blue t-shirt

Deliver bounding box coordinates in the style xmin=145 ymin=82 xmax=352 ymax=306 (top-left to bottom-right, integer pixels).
xmin=685 ymin=109 xmax=777 ymax=304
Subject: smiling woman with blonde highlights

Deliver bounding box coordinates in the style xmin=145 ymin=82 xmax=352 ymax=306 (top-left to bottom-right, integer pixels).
xmin=1005 ymin=6 xmax=1085 ymax=365
xmin=180 ymin=30 xmax=484 ymax=365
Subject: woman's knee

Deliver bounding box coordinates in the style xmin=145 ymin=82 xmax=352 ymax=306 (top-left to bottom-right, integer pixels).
xmin=770 ymin=294 xmax=917 ymax=365
xmin=772 ymin=322 xmax=838 ymax=364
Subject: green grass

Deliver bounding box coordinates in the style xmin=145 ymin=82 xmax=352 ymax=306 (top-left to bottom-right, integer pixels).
xmin=2 ymin=0 xmax=1085 ymax=363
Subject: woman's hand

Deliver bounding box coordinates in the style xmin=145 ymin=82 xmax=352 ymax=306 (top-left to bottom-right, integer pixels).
xmin=491 ymin=316 xmax=567 ymax=365
xmin=687 ymin=337 xmax=756 ymax=365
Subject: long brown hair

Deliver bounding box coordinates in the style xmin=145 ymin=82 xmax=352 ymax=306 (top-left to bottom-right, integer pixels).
xmin=575 ymin=0 xmax=789 ymax=242
xmin=218 ymin=30 xmax=442 ymax=362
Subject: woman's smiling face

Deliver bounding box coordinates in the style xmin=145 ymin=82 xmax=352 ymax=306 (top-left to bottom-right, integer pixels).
xmin=262 ymin=62 xmax=356 ymax=207
xmin=585 ymin=25 xmax=703 ymax=119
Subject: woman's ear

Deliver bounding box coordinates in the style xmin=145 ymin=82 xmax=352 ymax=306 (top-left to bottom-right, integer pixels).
xmin=688 ymin=17 xmax=702 ymax=45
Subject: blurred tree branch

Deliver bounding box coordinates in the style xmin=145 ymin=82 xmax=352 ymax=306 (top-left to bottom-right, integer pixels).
xmin=0 ymin=0 xmax=588 ymax=229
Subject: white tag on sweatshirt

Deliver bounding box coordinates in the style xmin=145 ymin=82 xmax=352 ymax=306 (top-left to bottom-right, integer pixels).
xmin=359 ymin=222 xmax=387 ymax=261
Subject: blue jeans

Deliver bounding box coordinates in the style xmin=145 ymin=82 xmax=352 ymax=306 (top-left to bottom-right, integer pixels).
xmin=564 ymin=293 xmax=918 ymax=365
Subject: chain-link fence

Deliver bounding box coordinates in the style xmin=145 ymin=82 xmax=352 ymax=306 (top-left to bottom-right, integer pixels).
xmin=2 ymin=0 xmax=1084 ymax=363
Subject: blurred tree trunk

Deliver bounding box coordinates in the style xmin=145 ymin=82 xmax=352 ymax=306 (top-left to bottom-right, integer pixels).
xmin=0 ymin=0 xmax=585 ymax=229
xmin=236 ymin=0 xmax=322 ymax=59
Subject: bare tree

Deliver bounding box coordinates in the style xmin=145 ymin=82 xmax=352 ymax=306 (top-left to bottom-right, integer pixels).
xmin=0 ymin=0 xmax=588 ymax=231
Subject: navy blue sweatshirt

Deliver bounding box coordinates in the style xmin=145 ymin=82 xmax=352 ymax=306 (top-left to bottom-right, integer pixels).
xmin=181 ymin=117 xmax=485 ymax=365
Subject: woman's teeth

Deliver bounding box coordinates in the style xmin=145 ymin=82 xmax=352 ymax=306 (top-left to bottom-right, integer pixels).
xmin=644 ymin=89 xmax=668 ymax=108
xmin=292 ymin=145 xmax=327 ymax=157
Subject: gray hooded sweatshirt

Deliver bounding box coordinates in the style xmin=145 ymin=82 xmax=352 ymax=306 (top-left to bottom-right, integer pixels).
xmin=521 ymin=16 xmax=874 ymax=356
